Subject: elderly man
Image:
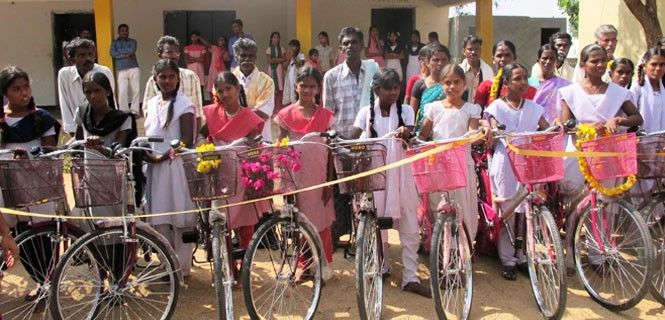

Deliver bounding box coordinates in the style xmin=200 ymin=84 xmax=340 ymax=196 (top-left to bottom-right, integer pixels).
xmin=573 ymin=24 xmax=618 ymax=83
xmin=231 ymin=38 xmax=274 ymax=140
xmin=142 ymin=36 xmax=203 ymax=121
xmin=531 ymin=32 xmax=574 ymax=81
xmin=58 ymin=37 xmax=115 ymax=135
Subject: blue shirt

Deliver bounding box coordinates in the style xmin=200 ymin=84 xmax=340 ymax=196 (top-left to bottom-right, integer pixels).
xmin=228 ymin=33 xmax=254 ymax=68
xmin=110 ymin=37 xmax=139 ymax=70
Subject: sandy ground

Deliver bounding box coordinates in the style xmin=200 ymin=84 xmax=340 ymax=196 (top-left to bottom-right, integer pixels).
xmin=172 ymin=229 xmax=664 ymax=320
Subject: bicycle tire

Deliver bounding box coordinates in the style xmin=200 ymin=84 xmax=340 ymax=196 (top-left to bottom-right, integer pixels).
xmin=50 ymin=226 xmax=180 ymax=320
xmin=0 ymin=223 xmax=83 ymax=320
xmin=643 ymin=194 xmax=665 ymax=306
xmin=526 ymin=206 xmax=566 ymax=320
xmin=242 ymin=215 xmax=323 ymax=319
xmin=430 ymin=213 xmax=473 ymax=320
xmin=573 ymin=198 xmax=653 ymax=311
xmin=355 ymin=212 xmax=383 ymax=320
xmin=212 ymin=220 xmax=234 ymax=319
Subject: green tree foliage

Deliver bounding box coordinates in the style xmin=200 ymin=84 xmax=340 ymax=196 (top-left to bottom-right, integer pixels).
xmin=557 ymin=0 xmax=579 ymax=37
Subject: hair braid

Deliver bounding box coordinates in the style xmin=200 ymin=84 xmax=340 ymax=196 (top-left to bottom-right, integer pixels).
xmin=369 ymin=87 xmax=378 ymax=138
xmin=638 ymin=63 xmax=645 ymax=87
xmin=163 ymin=82 xmax=179 ymax=129
xmin=397 ymin=104 xmax=405 ymax=128
xmin=239 ymin=86 xmax=248 ymax=108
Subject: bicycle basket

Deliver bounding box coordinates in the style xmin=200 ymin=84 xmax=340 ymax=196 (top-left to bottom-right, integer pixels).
xmin=332 ymin=143 xmax=387 ymax=194
xmin=238 ymin=146 xmax=299 ymax=199
xmin=71 ymin=158 xmax=126 ymax=208
xmin=181 ymin=150 xmax=238 ymax=201
xmin=0 ymin=159 xmax=66 ymax=208
xmin=508 ymin=132 xmax=564 ymax=184
xmin=407 ymin=143 xmax=467 ymax=193
xmin=580 ymin=132 xmax=637 ymax=180
xmin=636 ymin=134 xmax=665 ymax=179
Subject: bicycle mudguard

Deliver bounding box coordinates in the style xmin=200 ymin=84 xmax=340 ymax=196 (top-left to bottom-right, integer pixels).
xmin=97 ymin=220 xmax=186 ymax=287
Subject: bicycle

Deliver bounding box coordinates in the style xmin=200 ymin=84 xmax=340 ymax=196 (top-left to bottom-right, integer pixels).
xmin=490 ymin=125 xmax=568 ymax=320
xmin=173 ymin=138 xmax=248 ymax=320
xmin=49 ymin=136 xmax=183 ymax=320
xmin=630 ymin=130 xmax=665 ymax=306
xmin=409 ymin=131 xmax=480 ymax=320
xmin=567 ymin=127 xmax=653 ymax=310
xmin=0 ymin=142 xmax=98 ymax=319
xmin=328 ymin=133 xmax=394 ymax=320
xmin=240 ymin=132 xmax=329 ymax=320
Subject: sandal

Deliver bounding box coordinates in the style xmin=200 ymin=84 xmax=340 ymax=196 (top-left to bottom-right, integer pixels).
xmin=501 ymin=266 xmax=517 ymax=281
xmin=402 ymin=281 xmax=432 ymax=298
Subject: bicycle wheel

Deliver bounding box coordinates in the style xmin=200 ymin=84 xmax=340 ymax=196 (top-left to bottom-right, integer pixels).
xmin=643 ymin=195 xmax=665 ymax=305
xmin=526 ymin=206 xmax=566 ymax=320
xmin=50 ymin=226 xmax=180 ymax=320
xmin=212 ymin=220 xmax=234 ymax=319
xmin=242 ymin=215 xmax=323 ymax=319
xmin=355 ymin=212 xmax=382 ymax=320
xmin=0 ymin=223 xmax=83 ymax=320
xmin=573 ymin=198 xmax=653 ymax=310
xmin=430 ymin=213 xmax=473 ymax=320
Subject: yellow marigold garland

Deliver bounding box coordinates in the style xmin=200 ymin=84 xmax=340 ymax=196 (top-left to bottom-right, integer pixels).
xmin=195 ymin=143 xmax=221 ymax=173
xmin=575 ymin=124 xmax=636 ymax=196
xmin=489 ymin=68 xmax=503 ymax=104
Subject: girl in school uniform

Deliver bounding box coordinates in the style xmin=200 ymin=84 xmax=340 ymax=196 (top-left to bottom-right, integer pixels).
xmin=629 ymin=47 xmax=665 ymax=203
xmin=558 ymin=45 xmax=642 ymax=272
xmin=484 ymin=63 xmax=549 ymax=280
xmin=418 ymin=63 xmax=482 ymax=245
xmin=350 ymin=68 xmax=431 ymax=298
xmin=199 ymin=71 xmax=268 ymax=251
xmin=275 ymin=66 xmax=335 ymax=280
xmin=0 ymin=66 xmax=60 ymax=310
xmin=143 ymin=59 xmax=197 ymax=276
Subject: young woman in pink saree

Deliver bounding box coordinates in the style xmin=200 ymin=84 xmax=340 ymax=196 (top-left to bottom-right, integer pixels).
xmin=201 ymin=71 xmax=269 ymax=250
xmin=275 ymin=66 xmax=335 ymax=279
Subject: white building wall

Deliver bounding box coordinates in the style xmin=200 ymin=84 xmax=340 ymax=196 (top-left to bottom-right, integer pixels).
xmin=0 ymin=0 xmax=449 ymax=106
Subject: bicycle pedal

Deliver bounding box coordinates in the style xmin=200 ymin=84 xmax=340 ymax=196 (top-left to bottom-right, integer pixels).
xmin=181 ymin=230 xmax=199 ymax=244
xmin=232 ymin=248 xmax=245 ymax=260
xmin=377 ymin=217 xmax=393 ymax=230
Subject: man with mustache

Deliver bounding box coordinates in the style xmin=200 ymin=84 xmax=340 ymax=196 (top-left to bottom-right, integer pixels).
xmin=57 ymin=37 xmax=115 ymax=136
xmin=322 ymin=26 xmax=379 ymax=255
xmin=531 ymin=32 xmax=574 ymax=81
xmin=460 ymin=35 xmax=494 ymax=102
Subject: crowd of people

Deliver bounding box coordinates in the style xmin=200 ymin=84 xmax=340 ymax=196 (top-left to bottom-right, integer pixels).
xmin=1 ymin=15 xmax=665 ymax=309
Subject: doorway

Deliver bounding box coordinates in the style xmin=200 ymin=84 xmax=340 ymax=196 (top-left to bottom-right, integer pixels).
xmin=164 ymin=10 xmax=237 ymax=69
xmin=52 ymin=13 xmax=95 ymax=106
xmin=371 ymin=8 xmax=415 ymax=91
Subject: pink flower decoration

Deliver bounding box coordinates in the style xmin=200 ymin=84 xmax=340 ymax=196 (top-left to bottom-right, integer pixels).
xmin=290 ymin=150 xmax=300 ymax=160
xmin=260 ymin=154 xmax=270 ymax=163
xmin=277 ymin=154 xmax=287 ymax=163
xmin=253 ymin=179 xmax=265 ymax=190
xmin=291 ymin=162 xmax=302 ymax=172
xmin=240 ymin=176 xmax=252 ymax=186
xmin=250 ymin=162 xmax=261 ymax=173
xmin=262 ymin=164 xmax=271 ymax=172
xmin=267 ymin=170 xmax=280 ymax=180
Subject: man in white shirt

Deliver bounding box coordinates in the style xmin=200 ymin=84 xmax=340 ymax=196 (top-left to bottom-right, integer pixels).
xmin=459 ymin=35 xmax=494 ymax=102
xmin=531 ymin=32 xmax=575 ymax=81
xmin=58 ymin=38 xmax=115 ymax=135
xmin=231 ymin=38 xmax=274 ymax=140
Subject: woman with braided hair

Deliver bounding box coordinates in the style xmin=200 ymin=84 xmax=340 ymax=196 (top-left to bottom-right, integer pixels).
xmin=474 ymin=40 xmax=537 ymax=109
xmin=349 ymin=68 xmax=431 ymax=298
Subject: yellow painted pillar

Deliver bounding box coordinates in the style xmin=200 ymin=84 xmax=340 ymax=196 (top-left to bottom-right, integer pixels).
xmin=475 ymin=0 xmax=493 ymax=63
xmin=295 ymin=0 xmax=312 ymax=52
xmin=94 ymin=0 xmax=114 ymax=70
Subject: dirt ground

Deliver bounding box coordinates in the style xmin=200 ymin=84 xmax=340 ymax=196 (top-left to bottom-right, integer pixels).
xmin=173 ymin=229 xmax=664 ymax=320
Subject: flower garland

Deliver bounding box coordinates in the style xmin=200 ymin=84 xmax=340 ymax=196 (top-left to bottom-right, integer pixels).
xmin=575 ymin=124 xmax=636 ymax=196
xmin=195 ymin=143 xmax=221 ymax=173
xmin=488 ymin=68 xmax=503 ymax=104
